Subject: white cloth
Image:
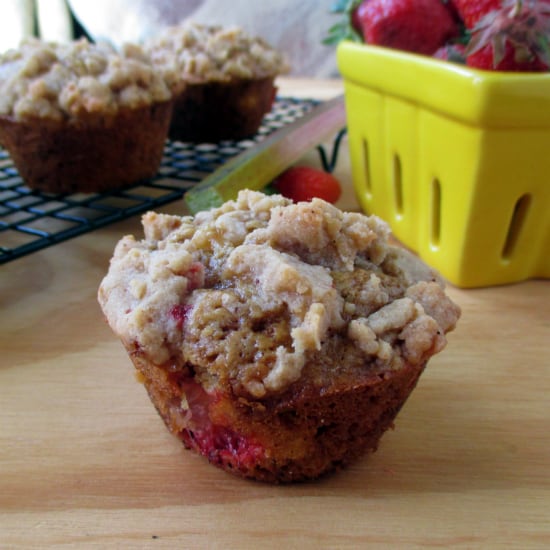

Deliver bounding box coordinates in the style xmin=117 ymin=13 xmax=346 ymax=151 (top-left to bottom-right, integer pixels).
xmin=0 ymin=0 xmax=73 ymax=52
xmin=67 ymin=0 xmax=339 ymax=77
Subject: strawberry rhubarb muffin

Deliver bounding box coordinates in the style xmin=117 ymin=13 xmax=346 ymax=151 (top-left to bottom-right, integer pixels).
xmin=98 ymin=190 xmax=460 ymax=483
xmin=145 ymin=22 xmax=289 ymax=142
xmin=0 ymin=37 xmax=173 ymax=194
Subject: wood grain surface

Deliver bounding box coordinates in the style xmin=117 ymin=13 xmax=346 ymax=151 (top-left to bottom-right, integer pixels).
xmin=1 ymin=78 xmax=549 ymax=549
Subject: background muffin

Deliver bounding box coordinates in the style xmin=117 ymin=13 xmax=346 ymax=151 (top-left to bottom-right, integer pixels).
xmin=145 ymin=22 xmax=289 ymax=142
xmin=98 ymin=191 xmax=460 ymax=483
xmin=0 ymin=38 xmax=173 ymax=194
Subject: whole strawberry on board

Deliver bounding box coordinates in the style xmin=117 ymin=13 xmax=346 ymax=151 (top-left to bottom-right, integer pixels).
xmin=325 ymin=0 xmax=459 ymax=55
xmin=272 ymin=166 xmax=342 ymax=204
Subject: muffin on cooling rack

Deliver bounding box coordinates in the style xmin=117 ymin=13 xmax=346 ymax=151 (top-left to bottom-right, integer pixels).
xmin=98 ymin=190 xmax=460 ymax=483
xmin=145 ymin=22 xmax=289 ymax=142
xmin=0 ymin=38 xmax=173 ymax=194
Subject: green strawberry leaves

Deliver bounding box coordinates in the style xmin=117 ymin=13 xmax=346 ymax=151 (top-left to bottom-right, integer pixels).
xmin=323 ymin=0 xmax=363 ymax=45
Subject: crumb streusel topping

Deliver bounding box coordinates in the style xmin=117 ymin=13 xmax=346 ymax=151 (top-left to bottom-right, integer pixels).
xmin=145 ymin=22 xmax=289 ymax=88
xmin=98 ymin=191 xmax=460 ymax=398
xmin=0 ymin=38 xmax=171 ymax=121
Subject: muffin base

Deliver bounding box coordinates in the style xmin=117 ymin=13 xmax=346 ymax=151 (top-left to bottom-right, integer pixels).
xmin=0 ymin=101 xmax=173 ymax=194
xmin=169 ymin=77 xmax=277 ymax=143
xmin=129 ymin=348 xmax=426 ymax=483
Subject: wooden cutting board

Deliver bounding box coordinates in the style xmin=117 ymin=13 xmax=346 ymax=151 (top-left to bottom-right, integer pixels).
xmin=1 ymin=79 xmax=549 ymax=549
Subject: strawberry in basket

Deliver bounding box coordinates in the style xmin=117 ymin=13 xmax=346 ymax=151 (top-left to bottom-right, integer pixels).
xmin=325 ymin=0 xmax=459 ymax=55
xmin=462 ymin=0 xmax=550 ymax=71
xmin=326 ymin=0 xmax=550 ymax=72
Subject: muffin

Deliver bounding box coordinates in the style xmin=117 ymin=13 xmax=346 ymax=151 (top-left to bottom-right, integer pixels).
xmin=145 ymin=22 xmax=289 ymax=142
xmin=0 ymin=38 xmax=173 ymax=194
xmin=98 ymin=191 xmax=460 ymax=483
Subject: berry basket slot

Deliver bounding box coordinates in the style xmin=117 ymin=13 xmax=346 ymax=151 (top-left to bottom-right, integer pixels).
xmin=337 ymin=42 xmax=550 ymax=288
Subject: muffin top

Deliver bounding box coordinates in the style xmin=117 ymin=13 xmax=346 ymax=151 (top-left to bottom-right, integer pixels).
xmin=0 ymin=38 xmax=172 ymax=121
xmin=145 ymin=22 xmax=289 ymax=88
xmin=98 ymin=191 xmax=460 ymax=400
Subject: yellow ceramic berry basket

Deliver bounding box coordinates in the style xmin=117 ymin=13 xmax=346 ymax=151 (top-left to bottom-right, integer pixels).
xmin=337 ymin=41 xmax=550 ymax=288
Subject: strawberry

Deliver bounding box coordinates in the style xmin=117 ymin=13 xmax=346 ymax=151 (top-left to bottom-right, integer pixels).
xmin=450 ymin=0 xmax=501 ymax=28
xmin=354 ymin=0 xmax=460 ymax=55
xmin=273 ymin=166 xmax=342 ymax=204
xmin=324 ymin=0 xmax=550 ymax=72
xmin=467 ymin=41 xmax=549 ymax=70
xmin=465 ymin=0 xmax=550 ymax=71
xmin=170 ymin=304 xmax=192 ymax=330
xmin=177 ymin=379 xmax=266 ymax=470
xmin=324 ymin=0 xmax=459 ymax=55
xmin=433 ymin=42 xmax=467 ymax=62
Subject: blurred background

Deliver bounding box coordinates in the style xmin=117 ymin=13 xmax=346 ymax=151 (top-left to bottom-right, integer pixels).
xmin=0 ymin=0 xmax=339 ymax=77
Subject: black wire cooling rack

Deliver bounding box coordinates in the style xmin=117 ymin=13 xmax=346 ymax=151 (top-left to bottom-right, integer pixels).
xmin=0 ymin=97 xmax=345 ymax=265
